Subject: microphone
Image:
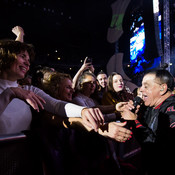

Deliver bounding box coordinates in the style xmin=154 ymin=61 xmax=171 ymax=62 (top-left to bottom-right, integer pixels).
xmin=104 ymin=96 xmax=143 ymax=123
xmin=123 ymin=96 xmax=143 ymax=129
xmin=131 ymin=96 xmax=143 ymax=113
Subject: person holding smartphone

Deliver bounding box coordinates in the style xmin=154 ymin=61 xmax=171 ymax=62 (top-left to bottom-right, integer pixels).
xmin=72 ymin=57 xmax=95 ymax=89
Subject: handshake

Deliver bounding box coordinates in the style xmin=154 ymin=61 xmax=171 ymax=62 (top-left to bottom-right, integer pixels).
xmin=67 ymin=96 xmax=143 ymax=142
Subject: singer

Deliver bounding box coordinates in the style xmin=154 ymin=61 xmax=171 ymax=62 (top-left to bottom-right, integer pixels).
xmin=120 ymin=69 xmax=175 ymax=175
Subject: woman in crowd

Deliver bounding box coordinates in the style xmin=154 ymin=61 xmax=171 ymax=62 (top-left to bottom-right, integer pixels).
xmin=101 ymin=72 xmax=142 ymax=175
xmin=102 ymin=72 xmax=133 ymax=105
xmin=0 ymin=39 xmax=104 ymax=135
xmin=72 ymin=70 xmax=122 ymax=117
xmin=40 ymin=70 xmax=132 ymax=175
xmin=72 ymin=71 xmax=98 ymax=106
xmin=42 ymin=71 xmax=74 ymax=102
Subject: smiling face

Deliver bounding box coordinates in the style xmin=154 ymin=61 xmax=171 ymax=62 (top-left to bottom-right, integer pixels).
xmin=140 ymin=73 xmax=164 ymax=107
xmin=58 ymin=78 xmax=74 ymax=102
xmin=97 ymin=73 xmax=107 ymax=88
xmin=112 ymin=74 xmax=124 ymax=92
xmin=2 ymin=50 xmax=30 ymax=81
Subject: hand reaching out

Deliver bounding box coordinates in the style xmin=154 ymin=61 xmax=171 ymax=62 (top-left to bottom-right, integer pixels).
xmin=67 ymin=117 xmax=132 ymax=142
xmin=10 ymin=87 xmax=46 ymax=112
xmin=115 ymin=102 xmax=128 ymax=112
xmin=99 ymin=121 xmax=132 ymax=142
xmin=121 ymin=109 xmax=138 ymax=120
xmin=120 ymin=100 xmax=139 ymax=120
xmin=81 ymin=108 xmax=104 ymax=132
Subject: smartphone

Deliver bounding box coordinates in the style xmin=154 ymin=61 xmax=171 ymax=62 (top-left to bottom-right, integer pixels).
xmin=86 ymin=57 xmax=92 ymax=63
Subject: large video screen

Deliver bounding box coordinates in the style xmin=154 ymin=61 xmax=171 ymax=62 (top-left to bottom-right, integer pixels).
xmin=130 ymin=14 xmax=161 ymax=74
xmin=130 ymin=23 xmax=145 ymax=63
xmin=130 ymin=16 xmax=149 ymax=73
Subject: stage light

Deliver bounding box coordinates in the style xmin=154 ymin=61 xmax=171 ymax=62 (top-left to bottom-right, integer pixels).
xmin=153 ymin=0 xmax=159 ymax=13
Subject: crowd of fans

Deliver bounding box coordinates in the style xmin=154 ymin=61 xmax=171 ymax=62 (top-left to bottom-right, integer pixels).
xmin=1 ymin=26 xmax=175 ymax=175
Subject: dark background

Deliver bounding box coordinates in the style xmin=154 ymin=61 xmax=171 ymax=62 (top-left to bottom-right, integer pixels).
xmin=0 ymin=0 xmax=117 ymax=76
xmin=1 ymin=0 xmax=174 ymax=79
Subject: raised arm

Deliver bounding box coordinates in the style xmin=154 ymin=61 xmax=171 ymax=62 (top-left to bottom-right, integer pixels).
xmin=12 ymin=26 xmax=25 ymax=42
xmin=72 ymin=57 xmax=92 ymax=89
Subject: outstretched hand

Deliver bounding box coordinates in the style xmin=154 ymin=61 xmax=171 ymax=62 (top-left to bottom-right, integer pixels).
xmin=99 ymin=121 xmax=132 ymax=142
xmin=115 ymin=102 xmax=128 ymax=112
xmin=81 ymin=108 xmax=104 ymax=132
xmin=10 ymin=87 xmax=46 ymax=112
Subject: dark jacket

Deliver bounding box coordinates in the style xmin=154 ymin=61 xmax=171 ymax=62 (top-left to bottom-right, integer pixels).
xmin=133 ymin=95 xmax=175 ymax=175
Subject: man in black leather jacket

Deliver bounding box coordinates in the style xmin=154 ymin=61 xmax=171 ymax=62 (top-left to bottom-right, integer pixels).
xmin=121 ymin=69 xmax=175 ymax=175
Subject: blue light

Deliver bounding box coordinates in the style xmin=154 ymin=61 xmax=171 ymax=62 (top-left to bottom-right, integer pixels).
xmin=130 ymin=24 xmax=145 ymax=62
xmin=130 ymin=22 xmax=149 ymax=73
xmin=129 ymin=14 xmax=162 ymax=74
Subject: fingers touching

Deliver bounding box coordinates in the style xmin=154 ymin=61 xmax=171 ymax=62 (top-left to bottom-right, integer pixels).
xmin=81 ymin=108 xmax=104 ymax=132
